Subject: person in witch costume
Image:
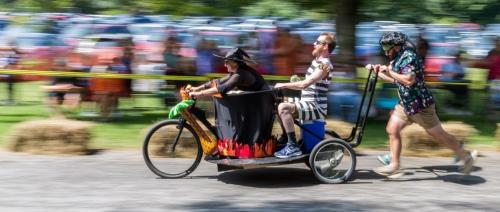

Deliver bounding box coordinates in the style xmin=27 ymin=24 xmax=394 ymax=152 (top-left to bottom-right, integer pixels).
xmin=189 ymin=48 xmax=274 ymax=158
xmin=188 ymin=48 xmax=268 ymax=98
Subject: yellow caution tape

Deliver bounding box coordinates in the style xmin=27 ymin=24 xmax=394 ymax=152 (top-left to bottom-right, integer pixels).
xmin=0 ymin=69 xmax=209 ymax=81
xmin=0 ymin=69 xmax=493 ymax=87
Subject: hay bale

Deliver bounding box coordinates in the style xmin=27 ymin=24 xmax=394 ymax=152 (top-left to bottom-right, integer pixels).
xmin=270 ymin=119 xmax=354 ymax=140
xmin=496 ymin=123 xmax=500 ymax=150
xmin=401 ymin=121 xmax=477 ymax=156
xmin=7 ymin=118 xmax=92 ymax=155
xmin=146 ymin=120 xmax=212 ymax=157
xmin=325 ymin=119 xmax=355 ymax=138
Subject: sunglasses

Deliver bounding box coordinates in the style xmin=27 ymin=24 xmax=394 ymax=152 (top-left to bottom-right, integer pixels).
xmin=381 ymin=44 xmax=395 ymax=51
xmin=314 ymin=40 xmax=327 ymax=46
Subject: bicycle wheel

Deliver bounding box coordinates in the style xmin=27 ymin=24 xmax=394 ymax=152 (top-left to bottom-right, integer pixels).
xmin=143 ymin=119 xmax=202 ymax=178
xmin=309 ymin=138 xmax=356 ymax=184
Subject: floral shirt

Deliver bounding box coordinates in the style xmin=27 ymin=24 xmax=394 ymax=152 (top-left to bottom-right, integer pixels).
xmin=390 ymin=47 xmax=434 ymax=115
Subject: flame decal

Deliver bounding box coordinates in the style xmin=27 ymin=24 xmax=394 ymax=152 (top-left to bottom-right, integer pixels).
xmin=218 ymin=137 xmax=276 ymax=158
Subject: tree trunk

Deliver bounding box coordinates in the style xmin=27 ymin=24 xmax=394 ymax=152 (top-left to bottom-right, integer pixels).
xmin=335 ymin=0 xmax=358 ymax=73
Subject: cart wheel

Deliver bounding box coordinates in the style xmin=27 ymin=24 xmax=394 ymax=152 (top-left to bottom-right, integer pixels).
xmin=309 ymin=138 xmax=356 ymax=184
xmin=143 ymin=119 xmax=202 ymax=178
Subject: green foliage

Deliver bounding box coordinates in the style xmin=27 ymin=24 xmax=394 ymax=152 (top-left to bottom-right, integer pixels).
xmin=359 ymin=0 xmax=500 ymax=24
xmin=242 ymin=0 xmax=301 ymax=18
xmin=2 ymin=0 xmax=498 ymax=24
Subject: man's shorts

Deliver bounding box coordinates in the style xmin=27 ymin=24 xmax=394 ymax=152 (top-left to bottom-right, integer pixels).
xmin=294 ymin=100 xmax=327 ymax=121
xmin=393 ymin=104 xmax=440 ymax=129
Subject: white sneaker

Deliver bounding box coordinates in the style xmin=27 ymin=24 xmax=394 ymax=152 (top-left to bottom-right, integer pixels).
xmin=462 ymin=150 xmax=477 ymax=175
xmin=373 ymin=164 xmax=400 ymax=176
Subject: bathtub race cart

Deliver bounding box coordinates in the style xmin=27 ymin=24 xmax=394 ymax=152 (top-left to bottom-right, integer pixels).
xmin=143 ymin=69 xmax=378 ymax=184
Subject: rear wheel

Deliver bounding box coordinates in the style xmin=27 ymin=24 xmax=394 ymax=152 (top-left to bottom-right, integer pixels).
xmin=309 ymin=138 xmax=356 ymax=184
xmin=143 ymin=119 xmax=202 ymax=178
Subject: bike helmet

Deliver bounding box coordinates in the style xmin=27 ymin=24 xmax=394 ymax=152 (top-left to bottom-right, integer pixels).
xmin=379 ymin=31 xmax=408 ymax=51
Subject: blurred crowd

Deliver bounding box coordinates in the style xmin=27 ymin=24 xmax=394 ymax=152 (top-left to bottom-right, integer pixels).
xmin=0 ymin=12 xmax=498 ymax=119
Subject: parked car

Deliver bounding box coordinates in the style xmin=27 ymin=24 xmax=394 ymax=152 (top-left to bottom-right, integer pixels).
xmin=0 ymin=32 xmax=71 ymax=80
xmin=71 ymin=33 xmax=133 ymax=66
xmin=60 ymin=24 xmax=96 ymax=46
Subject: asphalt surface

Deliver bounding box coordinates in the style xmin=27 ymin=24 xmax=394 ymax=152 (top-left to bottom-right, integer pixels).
xmin=0 ymin=149 xmax=499 ymax=211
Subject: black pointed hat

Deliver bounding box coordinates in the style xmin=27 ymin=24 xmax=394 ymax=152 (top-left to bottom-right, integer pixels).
xmin=213 ymin=48 xmax=255 ymax=64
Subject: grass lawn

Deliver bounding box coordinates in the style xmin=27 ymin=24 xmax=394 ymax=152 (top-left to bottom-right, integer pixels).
xmin=0 ymin=81 xmax=497 ymax=150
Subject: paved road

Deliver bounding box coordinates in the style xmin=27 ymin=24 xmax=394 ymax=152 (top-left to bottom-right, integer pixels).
xmin=1 ymin=149 xmax=499 ymax=211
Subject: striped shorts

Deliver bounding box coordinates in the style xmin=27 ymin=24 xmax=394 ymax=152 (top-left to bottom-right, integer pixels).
xmin=294 ymin=100 xmax=327 ymax=121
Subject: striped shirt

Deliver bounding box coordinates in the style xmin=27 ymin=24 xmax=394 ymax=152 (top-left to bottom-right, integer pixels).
xmin=294 ymin=58 xmax=333 ymax=121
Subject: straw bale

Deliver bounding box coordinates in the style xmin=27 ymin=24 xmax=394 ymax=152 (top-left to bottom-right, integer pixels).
xmin=325 ymin=119 xmax=355 ymax=138
xmin=496 ymin=123 xmax=500 ymax=150
xmin=401 ymin=121 xmax=477 ymax=156
xmin=147 ymin=120 xmax=210 ymax=157
xmin=8 ymin=118 xmax=92 ymax=155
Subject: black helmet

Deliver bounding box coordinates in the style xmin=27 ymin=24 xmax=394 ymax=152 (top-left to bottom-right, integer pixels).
xmin=379 ymin=31 xmax=408 ymax=51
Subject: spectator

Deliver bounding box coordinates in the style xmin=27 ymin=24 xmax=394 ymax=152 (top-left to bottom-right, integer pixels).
xmin=46 ymin=59 xmax=81 ymax=108
xmin=486 ymin=37 xmax=500 ymax=81
xmin=416 ymin=34 xmax=429 ymax=63
xmin=440 ymin=52 xmax=469 ymax=108
xmin=195 ymin=38 xmax=218 ymax=75
xmin=473 ymin=36 xmax=500 ymax=111
xmin=0 ymin=40 xmax=20 ymax=105
xmin=256 ymin=28 xmax=276 ymax=74
xmin=122 ymin=47 xmax=134 ymax=98
xmin=163 ymin=36 xmax=181 ymax=75
xmin=272 ymin=27 xmax=300 ymax=76
xmin=163 ymin=36 xmax=187 ymax=88
xmin=90 ymin=57 xmax=126 ymax=119
xmin=72 ymin=54 xmax=94 ymax=115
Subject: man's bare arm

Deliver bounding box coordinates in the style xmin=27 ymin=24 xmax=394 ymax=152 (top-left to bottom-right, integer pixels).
xmin=388 ymin=70 xmax=416 ymax=86
xmin=275 ymin=64 xmax=329 ymax=90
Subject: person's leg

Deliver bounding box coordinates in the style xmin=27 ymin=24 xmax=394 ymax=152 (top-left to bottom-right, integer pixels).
xmin=425 ymin=123 xmax=477 ymax=174
xmin=63 ymin=93 xmax=81 ymax=109
xmin=275 ymin=102 xmax=302 ymax=158
xmin=416 ymin=105 xmax=476 ymax=174
xmin=97 ymin=93 xmax=111 ymax=119
xmin=374 ymin=104 xmax=409 ymax=175
xmin=386 ymin=114 xmax=409 ymax=169
xmin=278 ymin=102 xmax=297 ymax=143
xmin=425 ymin=124 xmax=465 ymax=158
xmin=7 ymin=75 xmax=14 ymax=103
